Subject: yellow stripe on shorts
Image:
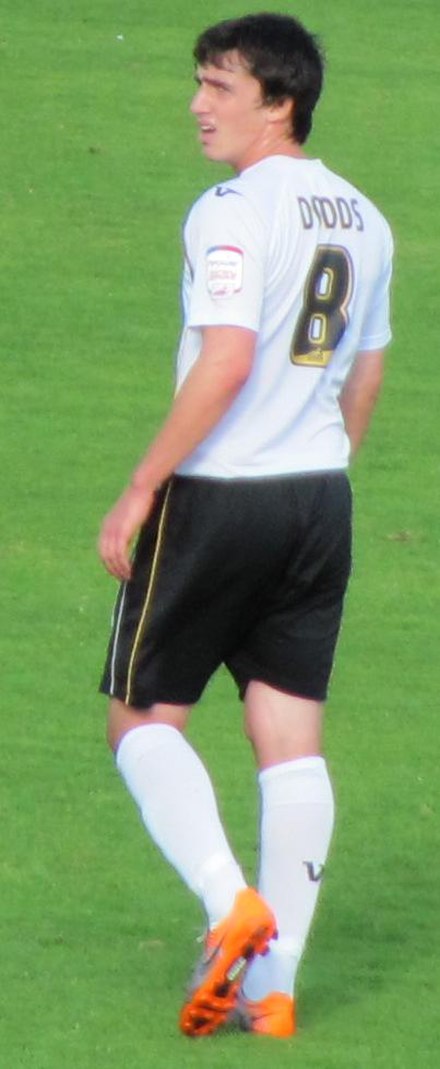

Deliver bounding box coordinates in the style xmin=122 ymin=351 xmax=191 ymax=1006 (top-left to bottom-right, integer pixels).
xmin=125 ymin=481 xmax=173 ymax=705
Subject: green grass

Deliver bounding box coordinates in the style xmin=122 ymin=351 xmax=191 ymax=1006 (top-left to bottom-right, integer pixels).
xmin=1 ymin=0 xmax=439 ymax=1065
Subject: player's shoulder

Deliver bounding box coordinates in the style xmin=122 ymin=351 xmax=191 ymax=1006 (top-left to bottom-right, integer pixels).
xmin=199 ymin=171 xmax=262 ymax=212
xmin=326 ymin=164 xmax=392 ymax=244
xmin=189 ymin=157 xmax=315 ymax=218
xmin=208 ymin=175 xmax=244 ymax=203
xmin=186 ymin=171 xmax=269 ymax=239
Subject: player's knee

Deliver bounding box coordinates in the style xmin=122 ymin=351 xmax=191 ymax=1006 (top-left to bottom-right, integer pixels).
xmin=106 ymin=697 xmax=140 ymax=753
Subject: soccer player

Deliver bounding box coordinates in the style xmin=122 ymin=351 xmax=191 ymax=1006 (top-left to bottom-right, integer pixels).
xmin=99 ymin=13 xmax=393 ymax=1039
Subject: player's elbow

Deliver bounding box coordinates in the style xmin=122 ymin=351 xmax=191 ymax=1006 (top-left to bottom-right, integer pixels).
xmin=230 ymin=350 xmax=254 ymax=389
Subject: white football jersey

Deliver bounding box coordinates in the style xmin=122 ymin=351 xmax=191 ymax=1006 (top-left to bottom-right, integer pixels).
xmin=176 ymin=155 xmax=393 ymax=478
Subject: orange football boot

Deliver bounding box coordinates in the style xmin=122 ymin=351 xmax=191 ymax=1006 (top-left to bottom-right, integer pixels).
xmin=179 ymin=888 xmax=277 ymax=1038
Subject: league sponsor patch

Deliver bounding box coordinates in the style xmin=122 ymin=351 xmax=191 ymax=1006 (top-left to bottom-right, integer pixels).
xmin=206 ymin=245 xmax=243 ymax=298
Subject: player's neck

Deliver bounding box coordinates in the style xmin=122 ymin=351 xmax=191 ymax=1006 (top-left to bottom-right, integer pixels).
xmin=235 ymin=143 xmax=307 ymax=175
xmin=233 ymin=131 xmax=307 ymax=174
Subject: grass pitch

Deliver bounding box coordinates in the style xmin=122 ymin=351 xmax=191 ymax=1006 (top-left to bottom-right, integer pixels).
xmin=1 ymin=1 xmax=439 ymax=1066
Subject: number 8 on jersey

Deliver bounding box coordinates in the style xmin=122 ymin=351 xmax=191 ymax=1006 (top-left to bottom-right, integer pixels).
xmin=291 ymin=245 xmax=353 ymax=367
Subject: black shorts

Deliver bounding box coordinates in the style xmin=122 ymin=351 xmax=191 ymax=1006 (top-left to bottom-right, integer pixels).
xmin=100 ymin=472 xmax=352 ymax=708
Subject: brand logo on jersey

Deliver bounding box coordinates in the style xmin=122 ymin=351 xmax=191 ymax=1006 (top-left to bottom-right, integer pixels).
xmin=215 ymin=186 xmax=241 ymax=197
xmin=206 ymin=245 xmax=243 ymax=298
xmin=303 ymin=861 xmax=325 ymax=883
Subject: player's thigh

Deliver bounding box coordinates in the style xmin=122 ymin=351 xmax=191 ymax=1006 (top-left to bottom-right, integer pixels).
xmin=227 ymin=473 xmax=352 ymax=705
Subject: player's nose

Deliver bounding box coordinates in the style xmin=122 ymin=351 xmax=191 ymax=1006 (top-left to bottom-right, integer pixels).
xmin=190 ymin=84 xmax=208 ymax=115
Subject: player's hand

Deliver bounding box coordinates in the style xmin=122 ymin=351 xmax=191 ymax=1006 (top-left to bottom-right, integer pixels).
xmin=98 ymin=485 xmax=156 ymax=581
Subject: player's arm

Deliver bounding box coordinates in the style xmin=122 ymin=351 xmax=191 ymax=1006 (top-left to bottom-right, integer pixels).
xmin=339 ymin=348 xmax=385 ymax=458
xmin=99 ymin=324 xmax=256 ymax=580
xmin=133 ymin=324 xmax=256 ymax=490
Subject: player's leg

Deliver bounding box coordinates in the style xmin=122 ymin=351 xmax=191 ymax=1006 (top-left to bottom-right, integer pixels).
xmin=227 ymin=474 xmax=351 ymax=1034
xmin=239 ymin=682 xmax=334 ymax=1035
xmin=108 ymin=696 xmax=246 ymax=929
xmin=243 ymin=682 xmax=323 ymax=769
xmin=100 ymin=478 xmax=283 ymax=1035
xmin=109 ymin=695 xmax=277 ymax=1037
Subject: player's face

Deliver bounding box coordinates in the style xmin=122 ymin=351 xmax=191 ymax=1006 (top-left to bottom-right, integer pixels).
xmin=190 ymin=53 xmax=275 ymax=172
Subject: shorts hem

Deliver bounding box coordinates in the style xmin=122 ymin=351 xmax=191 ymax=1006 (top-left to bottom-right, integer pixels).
xmin=228 ymin=663 xmax=329 ymax=704
xmin=99 ymin=679 xmax=206 ymax=710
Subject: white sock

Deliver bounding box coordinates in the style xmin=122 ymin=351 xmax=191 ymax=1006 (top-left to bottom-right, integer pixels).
xmin=243 ymin=756 xmax=334 ymax=1001
xmin=116 ymin=724 xmax=246 ymax=927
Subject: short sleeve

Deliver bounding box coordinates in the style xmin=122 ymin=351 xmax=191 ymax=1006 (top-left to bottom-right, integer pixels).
xmin=358 ymin=223 xmax=394 ymax=350
xmin=184 ymin=189 xmax=267 ymax=331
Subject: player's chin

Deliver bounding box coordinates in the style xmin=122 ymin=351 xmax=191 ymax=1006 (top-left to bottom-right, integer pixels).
xmin=199 ymin=138 xmax=225 ymax=162
xmin=200 ymin=143 xmax=220 ymax=160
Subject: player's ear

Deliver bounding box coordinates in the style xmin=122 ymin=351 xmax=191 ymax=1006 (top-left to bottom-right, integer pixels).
xmin=267 ymin=96 xmax=294 ymax=130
